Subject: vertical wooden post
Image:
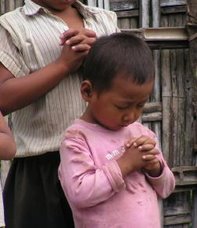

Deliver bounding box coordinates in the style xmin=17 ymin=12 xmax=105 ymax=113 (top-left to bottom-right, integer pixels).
xmin=186 ymin=0 xmax=197 ymax=227
xmin=140 ymin=0 xmax=151 ymax=28
xmin=186 ymin=0 xmax=197 ymax=79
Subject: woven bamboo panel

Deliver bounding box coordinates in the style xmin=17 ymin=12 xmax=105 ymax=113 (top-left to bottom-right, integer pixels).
xmin=110 ymin=1 xmax=196 ymax=227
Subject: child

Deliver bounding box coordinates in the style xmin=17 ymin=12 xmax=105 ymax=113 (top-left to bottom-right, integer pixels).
xmin=0 ymin=112 xmax=16 ymax=227
xmin=59 ymin=33 xmax=175 ymax=228
xmin=0 ymin=0 xmax=119 ymax=227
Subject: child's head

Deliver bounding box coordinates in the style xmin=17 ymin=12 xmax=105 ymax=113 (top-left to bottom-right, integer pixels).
xmin=81 ymin=32 xmax=155 ymax=130
xmin=83 ymin=32 xmax=154 ymax=93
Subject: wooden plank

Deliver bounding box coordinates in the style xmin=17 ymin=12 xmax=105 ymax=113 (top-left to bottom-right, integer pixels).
xmin=186 ymin=2 xmax=197 ymax=227
xmin=186 ymin=0 xmax=197 ymax=79
xmin=142 ymin=112 xmax=162 ymax=122
xmin=172 ymin=166 xmax=197 ymax=186
xmin=0 ymin=0 xmax=6 ymax=15
xmin=193 ymin=190 xmax=197 ymax=228
xmin=110 ymin=0 xmax=138 ymax=11
xmin=163 ymin=191 xmax=192 ymax=227
xmin=0 ymin=0 xmax=24 ymax=14
xmin=118 ymin=18 xmax=130 ymax=29
xmin=150 ymin=0 xmax=162 ymax=144
xmin=143 ymin=102 xmax=162 ymax=113
xmin=161 ymin=5 xmax=187 ymax=14
xmin=87 ymin=0 xmax=96 ymax=7
xmin=118 ymin=18 xmax=138 ymax=29
xmin=161 ymin=0 xmax=186 ymax=7
xmin=15 ymin=0 xmax=24 ymax=8
xmin=164 ymin=214 xmax=191 ymax=225
xmin=171 ymin=50 xmax=179 ymax=166
xmin=161 ymin=49 xmax=172 ymax=164
xmin=139 ymin=0 xmax=150 ymax=28
xmin=151 ymin=5 xmax=161 ymax=146
xmin=122 ymin=28 xmax=189 ymax=49
xmin=116 ymin=10 xmax=139 ymax=18
xmin=175 ymin=49 xmax=186 ymax=166
xmin=152 ymin=0 xmax=160 ymax=27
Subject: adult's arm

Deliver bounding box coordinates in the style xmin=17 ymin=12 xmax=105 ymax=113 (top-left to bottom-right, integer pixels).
xmin=0 ymin=61 xmax=69 ymax=115
xmin=0 ymin=112 xmax=16 ymax=159
xmin=0 ymin=29 xmax=94 ymax=115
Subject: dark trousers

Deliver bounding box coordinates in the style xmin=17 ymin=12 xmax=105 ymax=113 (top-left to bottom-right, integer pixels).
xmin=3 ymin=152 xmax=74 ymax=228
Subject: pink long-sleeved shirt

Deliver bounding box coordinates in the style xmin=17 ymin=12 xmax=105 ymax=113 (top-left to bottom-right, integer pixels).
xmin=59 ymin=119 xmax=175 ymax=228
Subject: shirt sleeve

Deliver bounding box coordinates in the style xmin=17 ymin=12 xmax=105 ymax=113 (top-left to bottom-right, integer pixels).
xmin=0 ymin=24 xmax=30 ymax=77
xmin=144 ymin=131 xmax=175 ymax=198
xmin=110 ymin=11 xmax=121 ymax=33
xmin=58 ymin=130 xmax=125 ymax=209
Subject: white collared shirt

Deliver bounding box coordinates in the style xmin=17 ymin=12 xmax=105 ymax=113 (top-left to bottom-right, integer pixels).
xmin=0 ymin=0 xmax=119 ymax=157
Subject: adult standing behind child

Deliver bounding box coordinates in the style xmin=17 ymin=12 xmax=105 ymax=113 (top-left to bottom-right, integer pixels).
xmin=59 ymin=33 xmax=175 ymax=228
xmin=0 ymin=0 xmax=120 ymax=227
xmin=0 ymin=112 xmax=16 ymax=227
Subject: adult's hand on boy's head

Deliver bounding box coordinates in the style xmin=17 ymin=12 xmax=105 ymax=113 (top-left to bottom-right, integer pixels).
xmin=59 ymin=28 xmax=96 ymax=51
xmin=57 ymin=28 xmax=97 ymax=73
xmin=57 ymin=41 xmax=89 ymax=73
xmin=59 ymin=29 xmax=79 ymax=45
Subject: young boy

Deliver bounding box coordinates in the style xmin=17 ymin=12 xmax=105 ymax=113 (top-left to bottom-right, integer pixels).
xmin=59 ymin=33 xmax=175 ymax=228
xmin=0 ymin=112 xmax=16 ymax=227
xmin=0 ymin=0 xmax=119 ymax=227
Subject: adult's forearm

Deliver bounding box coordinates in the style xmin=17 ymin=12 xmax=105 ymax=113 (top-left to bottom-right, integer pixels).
xmin=0 ymin=61 xmax=69 ymax=115
xmin=0 ymin=134 xmax=16 ymax=159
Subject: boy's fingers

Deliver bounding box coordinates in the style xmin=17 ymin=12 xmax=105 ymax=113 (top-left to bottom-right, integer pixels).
xmin=133 ymin=136 xmax=156 ymax=147
xmin=133 ymin=136 xmax=147 ymax=147
xmin=142 ymin=154 xmax=155 ymax=161
xmin=138 ymin=143 xmax=155 ymax=151
xmin=125 ymin=138 xmax=137 ymax=148
xmin=141 ymin=148 xmax=159 ymax=157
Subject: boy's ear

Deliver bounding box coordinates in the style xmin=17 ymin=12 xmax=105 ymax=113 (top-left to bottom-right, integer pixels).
xmin=81 ymin=80 xmax=93 ymax=101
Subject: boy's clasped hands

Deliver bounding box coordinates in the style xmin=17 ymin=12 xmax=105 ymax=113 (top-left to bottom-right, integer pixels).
xmin=118 ymin=135 xmax=162 ymax=177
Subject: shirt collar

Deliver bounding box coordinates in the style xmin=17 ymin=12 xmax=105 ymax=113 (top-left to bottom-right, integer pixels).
xmin=23 ymin=0 xmax=44 ymax=15
xmin=23 ymin=0 xmax=95 ymax=19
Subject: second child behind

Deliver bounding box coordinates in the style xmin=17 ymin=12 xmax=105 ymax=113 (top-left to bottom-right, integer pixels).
xmin=59 ymin=33 xmax=175 ymax=228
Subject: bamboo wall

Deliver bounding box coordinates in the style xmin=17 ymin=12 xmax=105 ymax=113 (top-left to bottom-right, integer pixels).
xmin=0 ymin=0 xmax=196 ymax=227
xmin=111 ymin=1 xmax=197 ymax=227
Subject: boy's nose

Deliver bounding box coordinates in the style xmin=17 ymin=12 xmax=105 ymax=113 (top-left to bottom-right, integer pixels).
xmin=123 ymin=110 xmax=139 ymax=124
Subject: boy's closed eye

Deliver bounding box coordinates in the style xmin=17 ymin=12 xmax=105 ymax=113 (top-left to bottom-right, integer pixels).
xmin=137 ymin=103 xmax=146 ymax=108
xmin=115 ymin=104 xmax=130 ymax=110
xmin=115 ymin=102 xmax=146 ymax=110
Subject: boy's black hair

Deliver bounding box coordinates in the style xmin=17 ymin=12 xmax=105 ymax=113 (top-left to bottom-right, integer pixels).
xmin=83 ymin=32 xmax=155 ymax=92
